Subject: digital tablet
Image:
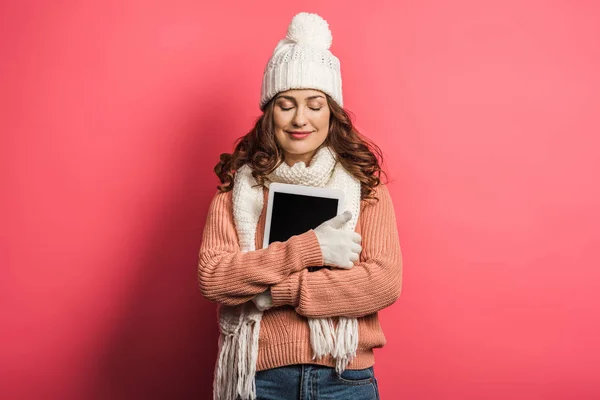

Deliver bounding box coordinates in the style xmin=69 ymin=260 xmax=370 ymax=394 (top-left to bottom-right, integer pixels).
xmin=262 ymin=182 xmax=345 ymax=248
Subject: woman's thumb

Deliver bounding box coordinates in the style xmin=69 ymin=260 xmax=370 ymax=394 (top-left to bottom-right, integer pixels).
xmin=327 ymin=211 xmax=352 ymax=229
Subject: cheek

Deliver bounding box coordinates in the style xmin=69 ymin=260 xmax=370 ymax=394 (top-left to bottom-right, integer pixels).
xmin=273 ymin=115 xmax=283 ymax=131
xmin=273 ymin=111 xmax=291 ymax=131
xmin=315 ymin=112 xmax=330 ymax=133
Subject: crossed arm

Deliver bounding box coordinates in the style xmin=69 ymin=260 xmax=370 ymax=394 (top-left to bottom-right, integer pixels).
xmin=198 ymin=185 xmax=402 ymax=319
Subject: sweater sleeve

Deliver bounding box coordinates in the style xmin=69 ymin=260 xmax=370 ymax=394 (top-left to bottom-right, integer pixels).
xmin=197 ymin=190 xmax=324 ymax=306
xmin=269 ymin=185 xmax=402 ymax=319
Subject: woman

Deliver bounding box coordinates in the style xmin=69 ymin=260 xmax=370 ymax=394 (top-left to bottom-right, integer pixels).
xmin=198 ymin=12 xmax=402 ymax=400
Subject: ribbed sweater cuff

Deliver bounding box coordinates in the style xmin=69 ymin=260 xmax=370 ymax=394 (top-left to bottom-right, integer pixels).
xmin=290 ymin=230 xmax=323 ymax=271
xmin=271 ymin=272 xmax=301 ymax=307
xmin=270 ymin=230 xmax=320 ymax=307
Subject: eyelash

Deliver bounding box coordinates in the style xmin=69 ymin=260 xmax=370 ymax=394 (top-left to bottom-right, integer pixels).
xmin=280 ymin=106 xmax=322 ymax=111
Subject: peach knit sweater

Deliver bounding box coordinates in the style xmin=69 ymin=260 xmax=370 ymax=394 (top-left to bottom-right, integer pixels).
xmin=198 ymin=184 xmax=402 ymax=371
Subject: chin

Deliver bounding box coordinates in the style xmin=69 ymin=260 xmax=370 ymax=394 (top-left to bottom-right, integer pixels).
xmin=283 ymin=142 xmax=317 ymax=153
xmin=285 ymin=148 xmax=318 ymax=157
xmin=281 ymin=146 xmax=318 ymax=162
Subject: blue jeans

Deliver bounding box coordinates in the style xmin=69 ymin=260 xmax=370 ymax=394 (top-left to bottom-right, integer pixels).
xmin=253 ymin=364 xmax=380 ymax=400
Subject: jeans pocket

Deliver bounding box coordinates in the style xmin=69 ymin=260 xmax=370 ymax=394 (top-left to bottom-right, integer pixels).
xmin=335 ymin=367 xmax=375 ymax=386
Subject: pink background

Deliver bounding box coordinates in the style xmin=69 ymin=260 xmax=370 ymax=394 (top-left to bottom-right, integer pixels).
xmin=2 ymin=1 xmax=599 ymax=399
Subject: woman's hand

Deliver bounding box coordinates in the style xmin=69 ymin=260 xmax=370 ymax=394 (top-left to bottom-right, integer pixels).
xmin=313 ymin=211 xmax=362 ymax=269
xmin=252 ymin=289 xmax=273 ymax=311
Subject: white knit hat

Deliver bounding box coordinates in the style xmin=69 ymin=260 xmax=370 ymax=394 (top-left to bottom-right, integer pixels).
xmin=260 ymin=12 xmax=343 ymax=110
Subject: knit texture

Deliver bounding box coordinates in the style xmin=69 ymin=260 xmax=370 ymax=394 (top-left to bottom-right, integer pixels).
xmin=260 ymin=12 xmax=343 ymax=109
xmin=198 ymin=168 xmax=403 ymax=380
xmin=210 ymin=148 xmax=361 ymax=399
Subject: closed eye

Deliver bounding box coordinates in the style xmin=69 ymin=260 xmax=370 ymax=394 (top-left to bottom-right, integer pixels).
xmin=279 ymin=106 xmax=322 ymax=111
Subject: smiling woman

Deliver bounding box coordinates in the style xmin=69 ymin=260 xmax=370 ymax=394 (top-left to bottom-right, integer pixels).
xmin=273 ymin=90 xmax=331 ymax=166
xmin=198 ymin=12 xmax=402 ymax=400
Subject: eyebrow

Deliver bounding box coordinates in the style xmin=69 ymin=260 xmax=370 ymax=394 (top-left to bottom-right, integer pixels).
xmin=275 ymin=95 xmax=326 ymax=102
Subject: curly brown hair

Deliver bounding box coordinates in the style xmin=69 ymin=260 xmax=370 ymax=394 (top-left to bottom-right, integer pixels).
xmin=214 ymin=95 xmax=386 ymax=200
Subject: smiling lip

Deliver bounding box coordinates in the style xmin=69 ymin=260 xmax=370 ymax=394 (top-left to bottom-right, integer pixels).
xmin=288 ymin=131 xmax=312 ymax=139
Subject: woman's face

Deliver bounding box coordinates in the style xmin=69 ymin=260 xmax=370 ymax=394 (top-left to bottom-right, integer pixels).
xmin=272 ymin=89 xmax=330 ymax=166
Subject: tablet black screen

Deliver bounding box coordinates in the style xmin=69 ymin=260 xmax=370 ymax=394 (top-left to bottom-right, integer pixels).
xmin=268 ymin=192 xmax=339 ymax=244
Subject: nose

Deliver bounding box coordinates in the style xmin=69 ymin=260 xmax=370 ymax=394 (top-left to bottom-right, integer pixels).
xmin=292 ymin=107 xmax=307 ymax=127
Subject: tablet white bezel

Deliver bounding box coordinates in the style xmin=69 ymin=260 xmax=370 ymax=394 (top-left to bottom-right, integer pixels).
xmin=262 ymin=182 xmax=345 ymax=249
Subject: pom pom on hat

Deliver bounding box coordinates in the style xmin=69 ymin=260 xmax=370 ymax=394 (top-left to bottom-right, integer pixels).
xmin=286 ymin=12 xmax=333 ymax=50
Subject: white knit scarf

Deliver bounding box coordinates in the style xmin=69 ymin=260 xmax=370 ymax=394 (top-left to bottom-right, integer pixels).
xmin=213 ymin=147 xmax=361 ymax=400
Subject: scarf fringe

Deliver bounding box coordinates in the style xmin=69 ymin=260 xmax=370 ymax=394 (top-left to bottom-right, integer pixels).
xmin=308 ymin=318 xmax=336 ymax=359
xmin=214 ymin=305 xmax=261 ymax=400
xmin=332 ymin=317 xmax=359 ymax=373
xmin=308 ymin=317 xmax=358 ymax=373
